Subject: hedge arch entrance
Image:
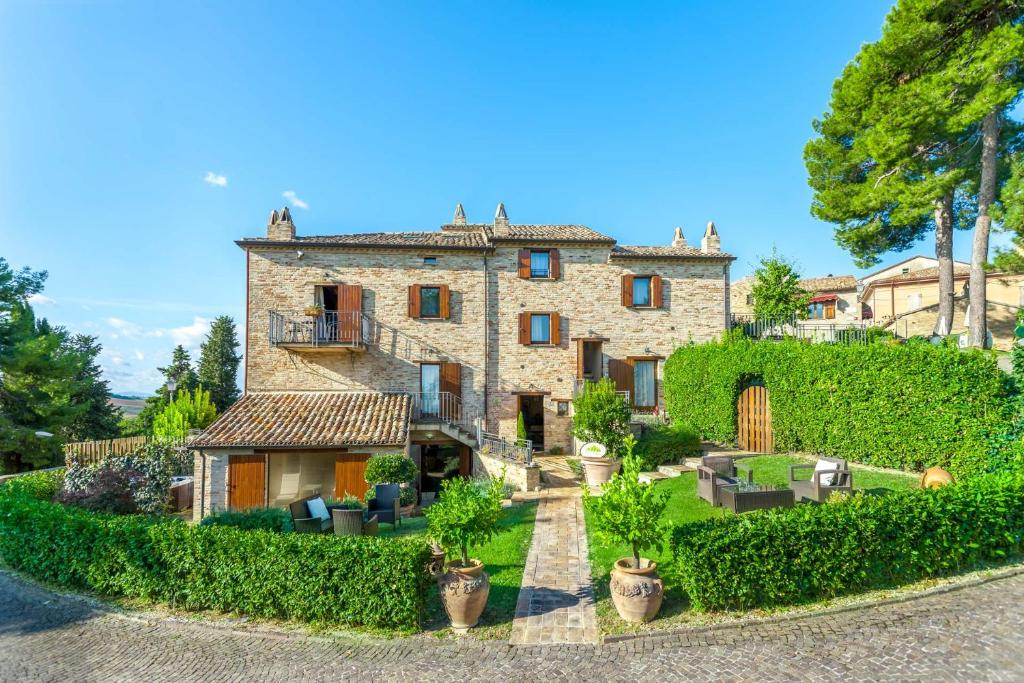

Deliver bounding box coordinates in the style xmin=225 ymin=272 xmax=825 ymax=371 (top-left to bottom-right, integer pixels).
xmin=737 ymin=380 xmax=773 ymax=453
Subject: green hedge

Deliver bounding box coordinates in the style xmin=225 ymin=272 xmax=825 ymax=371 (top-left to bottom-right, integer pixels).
xmin=669 ymin=474 xmax=1024 ymax=611
xmin=664 ymin=338 xmax=1012 ymax=477
xmin=633 ymin=424 xmax=701 ymax=471
xmin=0 ymin=472 xmax=432 ymax=628
xmin=199 ymin=508 xmax=294 ymax=533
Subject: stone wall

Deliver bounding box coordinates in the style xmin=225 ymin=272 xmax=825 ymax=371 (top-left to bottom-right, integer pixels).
xmin=473 ymin=449 xmax=541 ymax=492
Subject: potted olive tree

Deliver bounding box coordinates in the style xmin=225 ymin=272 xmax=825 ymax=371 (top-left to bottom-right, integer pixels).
xmin=426 ymin=475 xmax=505 ymax=631
xmin=572 ymin=378 xmax=631 ymax=486
xmin=583 ymin=435 xmax=669 ymax=623
xmin=364 ymin=452 xmax=419 ymax=511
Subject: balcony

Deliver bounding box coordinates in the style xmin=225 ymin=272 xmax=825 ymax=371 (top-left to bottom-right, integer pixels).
xmin=268 ymin=310 xmax=367 ymax=352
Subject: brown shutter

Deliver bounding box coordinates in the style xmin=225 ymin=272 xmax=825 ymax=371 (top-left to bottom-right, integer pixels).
xmin=440 ymin=362 xmax=462 ymax=399
xmin=338 ymin=284 xmax=362 ymax=343
xmin=651 ymin=275 xmax=663 ymax=308
xmin=408 ymin=285 xmax=421 ymax=318
xmin=518 ymin=249 xmax=531 ymax=279
xmin=550 ymin=312 xmax=561 ymax=345
xmin=550 ymin=249 xmax=560 ymax=279
xmin=608 ymin=358 xmax=634 ymax=405
xmin=621 ymin=275 xmax=634 ymax=307
xmin=518 ymin=312 xmax=530 ymax=345
xmin=439 ymin=284 xmax=450 ymax=320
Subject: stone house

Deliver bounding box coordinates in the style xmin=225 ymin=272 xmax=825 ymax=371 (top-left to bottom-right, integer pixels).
xmin=730 ymin=274 xmax=859 ymax=321
xmin=192 ymin=205 xmax=733 ymax=517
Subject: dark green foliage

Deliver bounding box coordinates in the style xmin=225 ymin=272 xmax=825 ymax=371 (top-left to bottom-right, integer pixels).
xmin=663 ymin=338 xmax=1012 ymax=478
xmin=426 ymin=475 xmax=505 ymax=566
xmin=571 ymin=377 xmax=632 ymax=456
xmin=364 ymin=453 xmax=418 ymax=486
xmin=669 ymin=474 xmax=1024 ymax=611
xmin=750 ymin=251 xmax=811 ymax=320
xmin=63 ymin=334 xmax=121 ymax=441
xmin=196 ymin=316 xmax=242 ymax=412
xmin=0 ymin=472 xmax=432 ymax=628
xmin=633 ymin=423 xmax=701 ymax=471
xmin=199 ymin=508 xmax=294 ymax=533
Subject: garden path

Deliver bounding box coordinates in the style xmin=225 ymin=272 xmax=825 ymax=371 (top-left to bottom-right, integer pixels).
xmin=509 ymin=485 xmax=599 ymax=645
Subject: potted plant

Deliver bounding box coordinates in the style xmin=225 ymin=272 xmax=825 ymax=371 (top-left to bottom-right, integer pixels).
xmin=426 ymin=475 xmax=505 ymax=631
xmin=583 ymin=435 xmax=669 ymax=623
xmin=364 ymin=452 xmax=419 ymax=513
xmin=572 ymin=378 xmax=630 ymax=485
xmin=303 ymin=303 xmax=324 ymax=317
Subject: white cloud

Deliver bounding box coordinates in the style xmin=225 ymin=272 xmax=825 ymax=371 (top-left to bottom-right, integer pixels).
xmin=282 ymin=190 xmax=309 ymax=210
xmin=106 ymin=317 xmax=145 ymax=339
xmin=169 ymin=317 xmax=211 ymax=352
xmin=27 ymin=293 xmax=55 ymax=306
xmin=133 ymin=350 xmax=145 ymax=361
xmin=204 ymin=171 xmax=228 ymax=187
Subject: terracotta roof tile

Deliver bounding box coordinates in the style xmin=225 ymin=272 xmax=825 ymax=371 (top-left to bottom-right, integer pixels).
xmin=240 ymin=231 xmax=489 ymax=250
xmin=192 ymin=392 xmax=409 ymax=448
xmin=609 ymin=245 xmax=735 ymax=260
xmin=799 ymin=275 xmax=858 ymax=292
xmin=489 ymin=224 xmax=616 ymax=243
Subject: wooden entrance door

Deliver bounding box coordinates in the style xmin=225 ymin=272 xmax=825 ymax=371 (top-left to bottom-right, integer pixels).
xmin=737 ymin=382 xmax=773 ymax=453
xmin=337 ymin=284 xmax=362 ymax=343
xmin=335 ymin=453 xmax=371 ymax=500
xmin=228 ymin=454 xmax=265 ymax=510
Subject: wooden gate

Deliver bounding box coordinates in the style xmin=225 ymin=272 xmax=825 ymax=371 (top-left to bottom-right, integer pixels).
xmin=737 ymin=382 xmax=773 ymax=453
xmin=228 ymin=454 xmax=266 ymax=510
xmin=335 ymin=453 xmax=371 ymax=500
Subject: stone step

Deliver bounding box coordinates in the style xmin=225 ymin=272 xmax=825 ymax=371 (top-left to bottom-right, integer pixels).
xmin=638 ymin=471 xmax=670 ymax=484
xmin=657 ymin=464 xmax=694 ymax=477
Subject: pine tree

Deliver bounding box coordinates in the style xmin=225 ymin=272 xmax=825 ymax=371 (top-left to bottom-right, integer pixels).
xmin=196 ymin=315 xmax=242 ymax=412
xmin=62 ymin=334 xmax=120 ymax=441
xmin=750 ymin=252 xmax=812 ymax=320
xmin=158 ymin=345 xmax=198 ymax=397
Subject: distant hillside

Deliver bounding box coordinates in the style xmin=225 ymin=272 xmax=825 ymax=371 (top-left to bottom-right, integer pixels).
xmin=110 ymin=397 xmax=146 ymax=417
xmin=111 ymin=392 xmax=147 ymax=400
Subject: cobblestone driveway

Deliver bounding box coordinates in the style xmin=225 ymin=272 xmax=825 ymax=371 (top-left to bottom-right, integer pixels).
xmin=2 ymin=569 xmax=1023 ymax=682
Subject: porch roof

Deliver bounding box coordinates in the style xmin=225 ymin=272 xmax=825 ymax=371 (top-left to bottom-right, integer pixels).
xmin=191 ymin=391 xmax=409 ymax=449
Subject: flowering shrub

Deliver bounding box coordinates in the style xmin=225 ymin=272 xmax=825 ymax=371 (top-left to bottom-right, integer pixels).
xmin=60 ymin=441 xmax=187 ymax=514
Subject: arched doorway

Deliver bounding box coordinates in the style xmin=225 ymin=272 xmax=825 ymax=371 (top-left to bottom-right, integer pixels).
xmin=737 ymin=380 xmax=773 ymax=453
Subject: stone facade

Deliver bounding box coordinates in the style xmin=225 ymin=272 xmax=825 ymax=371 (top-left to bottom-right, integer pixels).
xmin=473 ymin=448 xmax=541 ymax=492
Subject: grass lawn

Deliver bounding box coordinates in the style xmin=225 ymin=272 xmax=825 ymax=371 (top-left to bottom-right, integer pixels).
xmin=584 ymin=454 xmax=919 ymax=635
xmin=381 ymin=500 xmax=538 ymax=639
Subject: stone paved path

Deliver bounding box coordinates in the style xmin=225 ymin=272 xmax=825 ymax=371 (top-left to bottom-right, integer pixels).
xmin=3 ymin=569 xmax=1024 ymax=681
xmin=510 ymin=486 xmax=598 ymax=645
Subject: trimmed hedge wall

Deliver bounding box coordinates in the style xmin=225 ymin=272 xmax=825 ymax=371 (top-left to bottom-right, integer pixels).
xmin=669 ymin=474 xmax=1024 ymax=611
xmin=0 ymin=472 xmax=432 ymax=629
xmin=664 ymin=338 xmax=1012 ymax=477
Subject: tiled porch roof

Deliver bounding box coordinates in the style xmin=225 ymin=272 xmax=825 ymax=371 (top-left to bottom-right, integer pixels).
xmin=191 ymin=391 xmax=409 ymax=448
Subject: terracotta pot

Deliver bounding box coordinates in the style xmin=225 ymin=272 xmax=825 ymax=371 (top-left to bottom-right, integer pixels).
xmin=427 ymin=545 xmax=447 ymax=577
xmin=921 ymin=467 xmax=954 ymax=489
xmin=438 ymin=559 xmax=490 ymax=631
xmin=582 ymin=456 xmax=620 ymax=487
xmin=610 ymin=558 xmax=663 ymax=623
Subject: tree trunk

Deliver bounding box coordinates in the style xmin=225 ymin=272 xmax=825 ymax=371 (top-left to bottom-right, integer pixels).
xmin=934 ymin=191 xmax=955 ymax=336
xmin=969 ymin=110 xmax=1001 ymax=348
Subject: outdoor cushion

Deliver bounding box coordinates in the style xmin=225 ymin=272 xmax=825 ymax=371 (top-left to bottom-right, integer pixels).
xmin=306 ymin=496 xmax=330 ymax=521
xmin=814 ymin=459 xmax=836 ymax=487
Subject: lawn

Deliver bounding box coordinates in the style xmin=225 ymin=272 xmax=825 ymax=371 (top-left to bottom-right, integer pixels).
xmin=381 ymin=500 xmax=538 ymax=639
xmin=584 ymin=454 xmax=919 ymax=634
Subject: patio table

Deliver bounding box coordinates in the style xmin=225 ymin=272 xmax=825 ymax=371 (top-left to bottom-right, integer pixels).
xmin=719 ymin=482 xmax=794 ymax=513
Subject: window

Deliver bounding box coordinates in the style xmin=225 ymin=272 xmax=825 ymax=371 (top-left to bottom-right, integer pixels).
xmin=807 ymin=301 xmax=836 ymax=320
xmin=531 ymin=314 xmax=551 ymax=344
xmin=632 ymin=277 xmax=652 ymax=307
xmin=746 ymin=293 xmax=754 ymax=305
xmin=420 ymin=287 xmax=441 ymax=318
xmin=423 ymin=256 xmax=437 ymax=266
xmin=420 ymin=363 xmax=440 ymax=415
xmin=530 ymin=251 xmax=550 ymax=278
xmin=633 ymin=360 xmax=657 ymax=409
xmin=556 ymin=400 xmax=569 ymax=417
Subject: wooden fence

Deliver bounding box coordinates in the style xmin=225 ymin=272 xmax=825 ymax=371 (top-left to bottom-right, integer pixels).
xmin=64 ymin=436 xmax=153 ymax=466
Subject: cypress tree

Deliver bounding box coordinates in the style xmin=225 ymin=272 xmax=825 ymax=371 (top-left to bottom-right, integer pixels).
xmin=196 ymin=316 xmax=242 ymax=412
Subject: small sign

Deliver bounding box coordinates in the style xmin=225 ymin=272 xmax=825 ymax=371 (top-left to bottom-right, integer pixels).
xmin=580 ymin=442 xmax=607 ymax=459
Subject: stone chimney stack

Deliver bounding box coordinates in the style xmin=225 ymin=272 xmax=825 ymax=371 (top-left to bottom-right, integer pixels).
xmin=701 ymin=221 xmax=720 ymax=253
xmin=267 ymin=206 xmax=295 ymax=240
xmin=453 ymin=203 xmax=467 ymax=226
xmin=494 ymin=202 xmax=510 ymax=235
xmin=672 ymin=226 xmax=688 ymax=248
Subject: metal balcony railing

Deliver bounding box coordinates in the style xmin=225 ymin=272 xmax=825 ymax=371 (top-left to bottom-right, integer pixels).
xmin=268 ymin=310 xmax=367 ymax=347
xmin=408 ymin=391 xmax=478 ymax=435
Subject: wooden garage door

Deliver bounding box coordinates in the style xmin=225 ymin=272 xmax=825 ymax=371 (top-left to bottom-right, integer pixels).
xmin=229 ymin=454 xmax=265 ymax=510
xmin=335 ymin=453 xmax=371 ymax=500
xmin=737 ymin=382 xmax=773 ymax=453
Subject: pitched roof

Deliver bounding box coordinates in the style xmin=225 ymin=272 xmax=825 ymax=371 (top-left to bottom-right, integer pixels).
xmin=870 ymin=264 xmax=971 ymax=285
xmin=799 ymin=275 xmax=858 ymax=292
xmin=239 ymin=231 xmax=489 ymax=250
xmin=608 ymin=245 xmax=735 ymax=260
xmin=191 ymin=392 xmax=409 ymax=448
xmin=488 ymin=224 xmax=616 ymax=243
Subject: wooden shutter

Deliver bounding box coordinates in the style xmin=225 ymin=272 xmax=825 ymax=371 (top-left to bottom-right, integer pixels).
xmin=651 ymin=275 xmax=663 ymax=308
xmin=518 ymin=249 xmax=531 ymax=279
xmin=550 ymin=312 xmax=561 ymax=345
xmin=439 ymin=284 xmax=451 ymax=320
xmin=549 ymin=249 xmax=560 ymax=279
xmin=338 ymin=284 xmax=362 ymax=343
xmin=518 ymin=312 xmax=530 ymax=345
xmin=335 ymin=453 xmax=371 ymax=501
xmin=440 ymin=362 xmax=462 ymax=399
xmin=608 ymin=358 xmax=634 ymax=404
xmin=408 ymin=285 xmax=421 ymax=318
xmin=621 ymin=275 xmax=634 ymax=307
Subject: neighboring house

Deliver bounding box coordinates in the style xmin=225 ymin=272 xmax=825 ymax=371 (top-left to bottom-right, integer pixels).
xmin=191 ymin=206 xmax=734 ymax=517
xmin=729 ymin=273 xmax=858 ymax=321
xmin=859 ymin=255 xmax=969 ymax=290
xmin=859 ymin=263 xmax=973 ymax=321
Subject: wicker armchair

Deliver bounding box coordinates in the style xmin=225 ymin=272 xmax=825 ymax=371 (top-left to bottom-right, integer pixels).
xmin=789 ymin=457 xmax=853 ymax=503
xmin=288 ymin=495 xmax=333 ymax=533
xmin=697 ymin=456 xmax=753 ymax=507
xmin=367 ymin=484 xmax=401 ymax=528
xmin=331 ymin=508 xmax=380 ymax=536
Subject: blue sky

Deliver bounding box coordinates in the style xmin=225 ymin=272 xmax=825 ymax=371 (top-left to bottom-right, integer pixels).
xmin=0 ymin=1 xmax=1003 ymax=394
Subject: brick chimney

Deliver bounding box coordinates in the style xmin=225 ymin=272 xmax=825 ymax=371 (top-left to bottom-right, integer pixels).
xmin=701 ymin=221 xmax=720 ymax=253
xmin=494 ymin=202 xmax=510 ymax=235
xmin=672 ymin=226 xmax=687 ymax=248
xmin=453 ymin=202 xmax=467 ymax=225
xmin=267 ymin=206 xmax=295 ymax=240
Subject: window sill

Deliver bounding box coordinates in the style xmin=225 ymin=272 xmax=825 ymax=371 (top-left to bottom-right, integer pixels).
xmin=526 ymin=342 xmax=557 ymax=347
